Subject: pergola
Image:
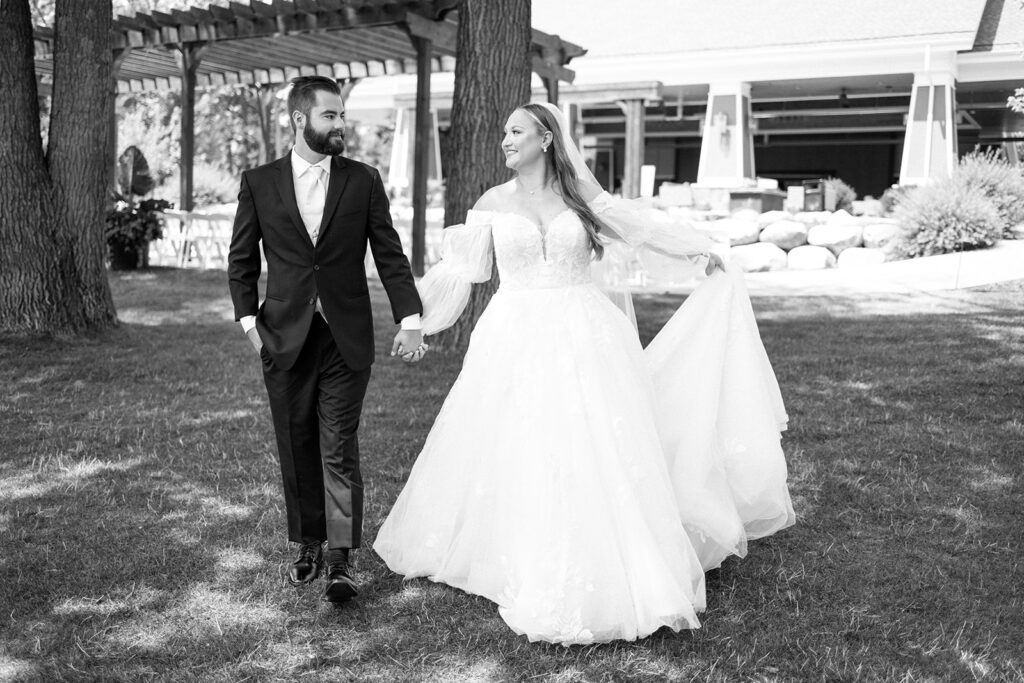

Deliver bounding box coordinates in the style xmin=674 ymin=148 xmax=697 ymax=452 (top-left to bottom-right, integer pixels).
xmin=32 ymin=0 xmax=585 ymax=274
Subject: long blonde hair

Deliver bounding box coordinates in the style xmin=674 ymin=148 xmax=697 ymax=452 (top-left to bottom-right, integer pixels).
xmin=518 ymin=103 xmax=606 ymax=259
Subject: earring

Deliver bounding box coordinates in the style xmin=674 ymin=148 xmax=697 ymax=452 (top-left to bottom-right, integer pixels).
xmin=541 ymin=145 xmax=549 ymax=153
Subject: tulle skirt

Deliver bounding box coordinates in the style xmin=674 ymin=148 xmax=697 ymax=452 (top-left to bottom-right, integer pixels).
xmin=374 ymin=271 xmax=794 ymax=645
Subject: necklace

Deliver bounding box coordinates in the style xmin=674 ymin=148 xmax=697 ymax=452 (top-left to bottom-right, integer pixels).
xmin=518 ymin=177 xmax=548 ymax=196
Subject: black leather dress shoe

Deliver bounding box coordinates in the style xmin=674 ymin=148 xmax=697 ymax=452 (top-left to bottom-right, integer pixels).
xmin=323 ymin=558 xmax=359 ymax=603
xmin=288 ymin=542 xmax=324 ymax=586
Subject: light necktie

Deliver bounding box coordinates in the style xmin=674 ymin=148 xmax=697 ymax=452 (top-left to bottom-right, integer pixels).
xmin=304 ymin=165 xmax=326 ymax=244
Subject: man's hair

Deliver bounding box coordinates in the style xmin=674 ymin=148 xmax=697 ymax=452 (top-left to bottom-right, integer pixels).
xmin=287 ymin=76 xmax=342 ymax=131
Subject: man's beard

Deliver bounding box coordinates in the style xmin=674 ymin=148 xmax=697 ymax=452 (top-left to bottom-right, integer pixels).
xmin=304 ymin=121 xmax=345 ymax=155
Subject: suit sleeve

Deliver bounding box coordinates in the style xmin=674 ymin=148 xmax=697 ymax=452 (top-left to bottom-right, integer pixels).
xmin=227 ymin=172 xmax=263 ymax=321
xmin=365 ymin=168 xmax=423 ymax=323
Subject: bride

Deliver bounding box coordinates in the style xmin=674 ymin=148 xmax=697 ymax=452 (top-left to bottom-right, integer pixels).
xmin=374 ymin=102 xmax=795 ymax=645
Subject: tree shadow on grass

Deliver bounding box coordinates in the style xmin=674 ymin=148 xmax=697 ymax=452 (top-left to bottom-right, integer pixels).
xmin=1 ymin=271 xmax=1022 ymax=680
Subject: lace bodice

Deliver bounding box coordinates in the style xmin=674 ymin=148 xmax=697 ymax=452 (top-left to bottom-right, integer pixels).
xmin=476 ymin=209 xmax=593 ymax=291
xmin=417 ymin=193 xmax=714 ymax=335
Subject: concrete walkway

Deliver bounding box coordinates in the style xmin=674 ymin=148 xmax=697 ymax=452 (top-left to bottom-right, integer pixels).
xmin=733 ymin=240 xmax=1024 ymax=297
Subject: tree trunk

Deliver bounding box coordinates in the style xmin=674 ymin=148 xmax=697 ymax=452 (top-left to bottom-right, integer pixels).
xmin=47 ymin=0 xmax=117 ymax=330
xmin=0 ymin=0 xmax=81 ymax=332
xmin=432 ymin=0 xmax=531 ymax=351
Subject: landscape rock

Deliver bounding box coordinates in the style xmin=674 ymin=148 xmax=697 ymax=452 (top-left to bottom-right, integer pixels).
xmin=793 ymin=211 xmax=831 ymax=227
xmin=758 ymin=219 xmax=808 ymax=250
xmin=807 ymin=222 xmax=864 ymax=255
xmin=730 ymin=242 xmax=788 ymax=272
xmin=714 ymin=217 xmax=761 ymax=246
xmin=862 ymin=222 xmax=900 ymax=249
xmin=852 ymin=198 xmax=885 ymax=217
xmin=787 ymin=245 xmax=836 ymax=270
xmin=731 ymin=208 xmax=761 ymax=222
xmin=827 ymin=208 xmax=857 ymax=225
xmin=757 ymin=210 xmax=791 ymax=227
xmin=837 ymin=247 xmax=888 ymax=268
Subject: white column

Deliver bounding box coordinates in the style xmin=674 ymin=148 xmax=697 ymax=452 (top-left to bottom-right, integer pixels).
xmin=696 ymin=81 xmax=755 ymax=188
xmin=899 ymin=69 xmax=958 ymax=185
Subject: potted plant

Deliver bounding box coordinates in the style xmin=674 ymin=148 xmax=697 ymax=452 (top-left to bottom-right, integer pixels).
xmin=105 ymin=146 xmax=172 ymax=270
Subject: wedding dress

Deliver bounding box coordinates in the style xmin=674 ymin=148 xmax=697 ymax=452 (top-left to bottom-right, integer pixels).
xmin=373 ymin=192 xmax=795 ymax=645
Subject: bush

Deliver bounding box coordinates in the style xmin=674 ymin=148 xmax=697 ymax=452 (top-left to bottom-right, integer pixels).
xmin=880 ymin=185 xmax=908 ymax=215
xmin=825 ymin=177 xmax=856 ymax=212
xmin=893 ymin=178 xmax=1002 ymax=258
xmin=954 ymin=149 xmax=1024 ymax=239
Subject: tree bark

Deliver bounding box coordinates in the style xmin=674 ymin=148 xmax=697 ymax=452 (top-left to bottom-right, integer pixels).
xmin=432 ymin=0 xmax=531 ymax=351
xmin=0 ymin=0 xmax=117 ymax=333
xmin=0 ymin=0 xmax=79 ymax=332
xmin=47 ymin=0 xmax=118 ymax=330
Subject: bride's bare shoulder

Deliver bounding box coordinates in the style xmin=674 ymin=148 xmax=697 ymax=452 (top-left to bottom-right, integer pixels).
xmin=472 ymin=181 xmax=517 ymax=212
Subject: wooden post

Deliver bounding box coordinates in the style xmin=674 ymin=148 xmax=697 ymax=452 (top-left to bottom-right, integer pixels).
xmin=176 ymin=43 xmax=206 ymax=212
xmin=110 ymin=48 xmax=130 ymax=190
xmin=411 ymin=35 xmax=432 ymax=277
xmin=543 ymin=76 xmax=559 ymax=105
xmin=618 ymin=98 xmax=645 ymax=198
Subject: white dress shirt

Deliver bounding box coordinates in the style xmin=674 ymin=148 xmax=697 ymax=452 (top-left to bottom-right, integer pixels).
xmin=240 ymin=148 xmax=421 ymax=334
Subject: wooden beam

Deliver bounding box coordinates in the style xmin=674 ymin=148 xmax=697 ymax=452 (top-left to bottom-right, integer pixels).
xmin=404 ymin=11 xmax=456 ymax=52
xmin=531 ymin=56 xmax=574 ymax=85
xmin=410 ymin=33 xmax=431 ymax=277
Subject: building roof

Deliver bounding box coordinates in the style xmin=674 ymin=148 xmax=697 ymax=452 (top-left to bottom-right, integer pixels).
xmin=32 ymin=0 xmax=584 ymax=92
xmin=532 ymin=0 xmax=993 ymax=58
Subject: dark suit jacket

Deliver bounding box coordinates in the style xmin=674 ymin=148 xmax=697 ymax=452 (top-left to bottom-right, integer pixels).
xmin=228 ymin=154 xmax=422 ymax=371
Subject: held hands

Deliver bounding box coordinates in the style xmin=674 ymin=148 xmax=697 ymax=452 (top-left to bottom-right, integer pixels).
xmin=705 ymin=252 xmax=726 ymax=276
xmin=392 ymin=329 xmax=428 ymax=363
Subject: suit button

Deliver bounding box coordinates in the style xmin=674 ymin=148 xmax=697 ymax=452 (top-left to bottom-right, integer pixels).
xmin=313 ymin=265 xmax=320 ymax=271
xmin=308 ymin=297 xmax=315 ymax=305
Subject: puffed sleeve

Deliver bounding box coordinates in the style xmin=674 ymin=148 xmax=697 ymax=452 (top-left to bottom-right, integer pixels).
xmin=419 ymin=210 xmax=494 ymax=336
xmin=589 ymin=191 xmax=713 ymax=262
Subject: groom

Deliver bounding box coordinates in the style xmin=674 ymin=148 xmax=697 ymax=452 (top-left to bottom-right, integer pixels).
xmin=228 ymin=76 xmax=425 ymax=603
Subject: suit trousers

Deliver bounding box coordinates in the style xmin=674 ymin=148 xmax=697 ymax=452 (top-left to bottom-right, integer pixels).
xmin=261 ymin=314 xmax=372 ymax=549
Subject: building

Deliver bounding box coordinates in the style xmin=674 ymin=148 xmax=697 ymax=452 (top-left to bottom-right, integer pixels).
xmin=348 ymin=0 xmax=1024 ymax=201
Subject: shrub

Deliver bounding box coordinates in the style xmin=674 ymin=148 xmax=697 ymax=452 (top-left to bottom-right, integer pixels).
xmin=893 ymin=178 xmax=1002 ymax=258
xmin=880 ymin=185 xmax=908 ymax=215
xmin=825 ymin=177 xmax=856 ymax=212
xmin=954 ymin=149 xmax=1024 ymax=239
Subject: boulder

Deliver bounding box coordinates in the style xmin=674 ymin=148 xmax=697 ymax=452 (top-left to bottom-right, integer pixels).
xmin=862 ymin=222 xmax=900 ymax=249
xmin=787 ymin=245 xmax=836 ymax=270
xmin=757 ymin=210 xmax=791 ymax=227
xmin=714 ymin=217 xmax=761 ymax=246
xmin=793 ymin=211 xmax=831 ymax=227
xmin=852 ymin=197 xmax=885 ymax=217
xmin=730 ymin=242 xmax=788 ymax=272
xmin=837 ymin=247 xmax=888 ymax=268
xmin=731 ymin=208 xmax=761 ymax=222
xmin=758 ymin=219 xmax=808 ymax=250
xmin=807 ymin=222 xmax=864 ymax=255
xmin=827 ymin=208 xmax=856 ymax=224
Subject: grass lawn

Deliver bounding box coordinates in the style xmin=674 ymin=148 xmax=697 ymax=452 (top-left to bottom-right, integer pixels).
xmin=1 ymin=268 xmax=1021 ymax=682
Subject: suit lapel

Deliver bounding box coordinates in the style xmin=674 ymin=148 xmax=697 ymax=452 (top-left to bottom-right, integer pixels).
xmin=317 ymin=156 xmax=350 ymax=242
xmin=274 ymin=155 xmax=314 ymax=248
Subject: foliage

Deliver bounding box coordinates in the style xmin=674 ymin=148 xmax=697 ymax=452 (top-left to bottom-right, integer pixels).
xmin=105 ymin=197 xmax=172 ymax=257
xmin=1008 ymin=87 xmax=1024 ymax=115
xmin=893 ymin=177 xmax=1002 ymax=257
xmin=954 ymin=148 xmax=1024 ymax=238
xmin=879 ymin=185 xmax=909 ymax=215
xmin=824 ymin=176 xmax=856 ymax=212
xmin=345 ymin=120 xmax=396 ymax=177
